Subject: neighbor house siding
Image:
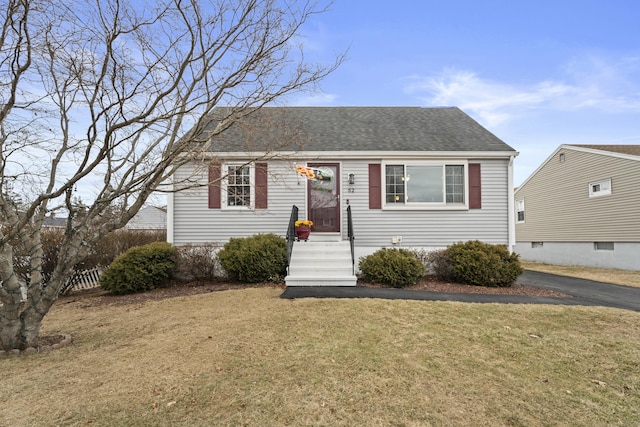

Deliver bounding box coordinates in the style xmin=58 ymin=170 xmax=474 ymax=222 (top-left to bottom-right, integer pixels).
xmin=126 ymin=206 xmax=167 ymax=230
xmin=515 ymin=148 xmax=640 ymax=242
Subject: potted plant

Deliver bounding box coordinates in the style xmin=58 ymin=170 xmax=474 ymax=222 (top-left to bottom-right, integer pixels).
xmin=294 ymin=220 xmax=313 ymax=241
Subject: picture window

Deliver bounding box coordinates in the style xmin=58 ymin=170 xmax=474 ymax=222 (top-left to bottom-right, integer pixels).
xmin=384 ymin=163 xmax=466 ymax=208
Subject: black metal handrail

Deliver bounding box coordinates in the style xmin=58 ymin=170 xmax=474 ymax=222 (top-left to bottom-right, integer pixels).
xmin=285 ymin=205 xmax=299 ymax=274
xmin=347 ymin=205 xmax=355 ymax=275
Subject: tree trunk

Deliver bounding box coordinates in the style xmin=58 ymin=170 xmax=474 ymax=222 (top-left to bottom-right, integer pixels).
xmin=1 ymin=280 xmax=58 ymax=350
xmin=0 ymin=306 xmax=45 ymax=351
xmin=0 ymin=245 xmax=55 ymax=351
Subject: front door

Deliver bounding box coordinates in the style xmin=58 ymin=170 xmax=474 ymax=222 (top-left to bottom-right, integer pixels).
xmin=307 ymin=163 xmax=340 ymax=233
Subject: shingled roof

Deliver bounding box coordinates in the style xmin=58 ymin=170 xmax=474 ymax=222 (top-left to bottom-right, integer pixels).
xmin=204 ymin=106 xmax=516 ymax=153
xmin=568 ymin=144 xmax=640 ymax=157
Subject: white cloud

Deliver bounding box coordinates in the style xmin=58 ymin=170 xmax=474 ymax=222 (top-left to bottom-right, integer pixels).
xmin=405 ymin=55 xmax=640 ymax=128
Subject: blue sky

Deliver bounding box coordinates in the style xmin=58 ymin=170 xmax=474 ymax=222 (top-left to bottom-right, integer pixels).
xmin=289 ymin=1 xmax=640 ymax=186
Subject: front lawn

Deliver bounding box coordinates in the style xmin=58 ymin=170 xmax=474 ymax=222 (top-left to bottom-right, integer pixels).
xmin=2 ymin=287 xmax=639 ymax=426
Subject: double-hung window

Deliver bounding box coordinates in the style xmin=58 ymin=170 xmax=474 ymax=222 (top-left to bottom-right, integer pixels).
xmin=384 ymin=163 xmax=466 ymax=208
xmin=209 ymin=162 xmax=268 ymax=210
xmin=224 ymin=164 xmax=253 ymax=208
xmin=516 ymin=199 xmax=525 ymax=223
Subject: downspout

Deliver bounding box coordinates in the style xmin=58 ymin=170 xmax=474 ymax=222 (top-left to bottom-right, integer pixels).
xmin=166 ymin=177 xmax=175 ymax=244
xmin=507 ymin=154 xmax=516 ymax=252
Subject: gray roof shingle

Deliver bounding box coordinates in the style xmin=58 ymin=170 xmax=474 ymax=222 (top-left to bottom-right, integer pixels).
xmin=203 ymin=106 xmax=516 ymax=153
xmin=569 ymin=144 xmax=640 ymax=157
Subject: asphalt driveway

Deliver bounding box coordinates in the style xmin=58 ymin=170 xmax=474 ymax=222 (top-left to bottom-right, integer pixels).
xmin=281 ymin=270 xmax=640 ymax=312
xmin=517 ymin=270 xmax=640 ymax=312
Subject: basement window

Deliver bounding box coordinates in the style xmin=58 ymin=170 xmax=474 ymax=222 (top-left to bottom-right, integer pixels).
xmin=594 ymin=242 xmax=614 ymax=251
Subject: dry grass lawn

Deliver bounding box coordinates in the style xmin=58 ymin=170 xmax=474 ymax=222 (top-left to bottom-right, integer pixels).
xmin=2 ymin=286 xmax=640 ymax=426
xmin=523 ymin=261 xmax=640 ymax=288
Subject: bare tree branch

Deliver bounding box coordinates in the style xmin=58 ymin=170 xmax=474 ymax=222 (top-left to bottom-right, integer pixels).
xmin=0 ymin=0 xmax=343 ymax=351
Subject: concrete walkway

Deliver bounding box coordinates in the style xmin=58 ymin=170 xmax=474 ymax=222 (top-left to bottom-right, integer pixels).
xmin=280 ymin=270 xmax=640 ymax=312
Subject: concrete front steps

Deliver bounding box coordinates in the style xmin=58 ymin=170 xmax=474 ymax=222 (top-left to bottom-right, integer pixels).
xmin=285 ymin=241 xmax=357 ymax=287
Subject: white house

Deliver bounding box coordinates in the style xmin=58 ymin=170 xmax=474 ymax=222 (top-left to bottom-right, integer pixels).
xmin=126 ymin=206 xmax=167 ymax=230
xmin=168 ymin=106 xmax=518 ymax=285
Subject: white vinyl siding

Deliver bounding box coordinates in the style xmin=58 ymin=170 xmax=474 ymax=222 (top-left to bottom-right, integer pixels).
xmin=171 ymin=162 xmax=302 ymax=244
xmin=351 ymin=158 xmax=509 ymax=247
xmin=126 ymin=206 xmax=167 ymax=230
xmin=171 ymin=158 xmax=511 ymax=248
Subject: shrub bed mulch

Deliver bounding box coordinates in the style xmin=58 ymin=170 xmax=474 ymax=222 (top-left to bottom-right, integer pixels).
xmin=61 ymin=276 xmax=570 ymax=308
xmin=360 ymin=275 xmax=571 ymax=297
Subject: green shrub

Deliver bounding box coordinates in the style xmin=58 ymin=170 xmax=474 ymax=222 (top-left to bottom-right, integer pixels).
xmin=446 ymin=240 xmax=523 ymax=287
xmin=81 ymin=229 xmax=167 ymax=270
xmin=359 ymin=248 xmax=425 ymax=288
xmin=100 ymin=242 xmax=177 ymax=294
xmin=217 ymin=234 xmax=287 ymax=283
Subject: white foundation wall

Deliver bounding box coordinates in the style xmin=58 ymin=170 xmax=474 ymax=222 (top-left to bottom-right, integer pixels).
xmin=515 ymin=241 xmax=640 ymax=271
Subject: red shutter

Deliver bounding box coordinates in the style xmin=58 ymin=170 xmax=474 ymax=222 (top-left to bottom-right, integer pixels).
xmin=468 ymin=163 xmax=481 ymax=209
xmin=208 ymin=164 xmax=221 ymax=209
xmin=368 ymin=164 xmax=382 ymax=209
xmin=255 ymin=162 xmax=268 ymax=209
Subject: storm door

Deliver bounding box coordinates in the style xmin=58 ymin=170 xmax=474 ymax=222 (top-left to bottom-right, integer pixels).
xmin=307 ymin=163 xmax=340 ymax=233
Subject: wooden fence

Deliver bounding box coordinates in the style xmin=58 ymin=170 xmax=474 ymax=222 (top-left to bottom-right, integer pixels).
xmin=66 ymin=267 xmax=103 ymax=292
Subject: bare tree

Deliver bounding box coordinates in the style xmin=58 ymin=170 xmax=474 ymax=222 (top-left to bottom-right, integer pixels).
xmin=0 ymin=0 xmax=342 ymax=351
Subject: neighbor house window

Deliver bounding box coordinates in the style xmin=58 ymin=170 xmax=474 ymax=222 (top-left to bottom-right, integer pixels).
xmin=384 ymin=163 xmax=466 ymax=207
xmin=225 ymin=165 xmax=252 ymax=207
xmin=594 ymin=242 xmax=614 ymax=251
xmin=588 ymin=179 xmax=612 ymax=198
xmin=516 ymin=199 xmax=525 ymax=223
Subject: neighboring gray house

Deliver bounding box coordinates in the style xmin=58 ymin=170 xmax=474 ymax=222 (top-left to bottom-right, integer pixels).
xmin=515 ymin=144 xmax=640 ymax=271
xmin=42 ymin=213 xmax=67 ymax=229
xmin=168 ymin=106 xmax=518 ymax=285
xmin=126 ymin=206 xmax=167 ymax=230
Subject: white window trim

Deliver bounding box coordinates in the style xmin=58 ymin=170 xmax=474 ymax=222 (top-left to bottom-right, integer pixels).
xmin=588 ymin=178 xmax=612 ymax=198
xmin=381 ymin=161 xmax=469 ymax=210
xmin=516 ymin=199 xmax=525 ymax=223
xmin=221 ymin=163 xmax=255 ymax=209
